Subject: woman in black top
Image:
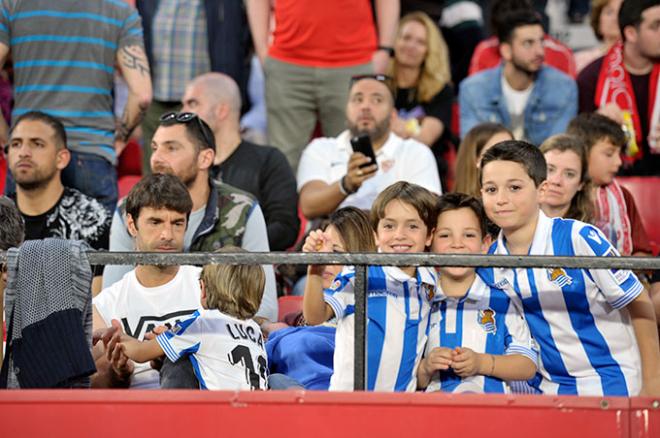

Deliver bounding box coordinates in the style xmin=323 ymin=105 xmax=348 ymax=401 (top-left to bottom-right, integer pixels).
xmin=387 ymin=11 xmax=454 ymax=187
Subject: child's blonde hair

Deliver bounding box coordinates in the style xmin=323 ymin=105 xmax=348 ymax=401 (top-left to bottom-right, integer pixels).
xmin=201 ymin=246 xmax=265 ymax=319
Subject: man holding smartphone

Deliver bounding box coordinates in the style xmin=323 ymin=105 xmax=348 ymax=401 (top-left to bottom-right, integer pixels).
xmin=297 ymin=75 xmax=442 ymax=220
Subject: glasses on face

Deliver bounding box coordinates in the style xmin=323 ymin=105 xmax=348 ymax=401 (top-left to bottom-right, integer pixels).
xmin=159 ymin=111 xmax=214 ymax=150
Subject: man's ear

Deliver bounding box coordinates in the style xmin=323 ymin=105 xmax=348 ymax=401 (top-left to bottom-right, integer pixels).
xmin=56 ymin=148 xmax=71 ymax=170
xmin=499 ymin=42 xmax=512 ymax=62
xmin=198 ymin=147 xmax=215 ymax=170
xmin=623 ymin=25 xmax=638 ymax=45
xmin=126 ymin=213 xmax=138 ymax=238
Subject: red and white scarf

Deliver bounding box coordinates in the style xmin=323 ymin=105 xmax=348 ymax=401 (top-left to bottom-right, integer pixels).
xmin=594 ymin=180 xmax=633 ymax=255
xmin=595 ymin=42 xmax=660 ymax=161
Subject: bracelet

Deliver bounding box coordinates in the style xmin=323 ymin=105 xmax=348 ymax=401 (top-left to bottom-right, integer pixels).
xmin=489 ymin=354 xmax=496 ymax=376
xmin=339 ymin=175 xmax=355 ymax=196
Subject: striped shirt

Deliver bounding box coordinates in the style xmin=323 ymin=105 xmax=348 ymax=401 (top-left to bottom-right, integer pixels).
xmin=0 ymin=0 xmax=144 ymax=164
xmin=151 ymin=0 xmax=210 ymax=101
xmin=324 ymin=265 xmax=437 ymax=392
xmin=158 ymin=308 xmax=268 ymax=391
xmin=425 ymin=275 xmax=537 ymax=394
xmin=479 ymin=210 xmax=643 ymax=396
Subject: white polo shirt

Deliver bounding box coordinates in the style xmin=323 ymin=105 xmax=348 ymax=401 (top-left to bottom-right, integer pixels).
xmin=297 ymin=131 xmax=442 ymax=211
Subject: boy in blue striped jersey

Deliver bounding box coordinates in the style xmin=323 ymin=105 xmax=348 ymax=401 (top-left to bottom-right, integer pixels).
xmin=418 ymin=193 xmax=538 ymax=393
xmin=304 ymin=181 xmax=439 ymax=391
xmin=478 ymin=140 xmax=660 ymax=396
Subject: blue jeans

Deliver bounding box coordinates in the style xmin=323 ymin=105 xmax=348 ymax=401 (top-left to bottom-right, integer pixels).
xmin=5 ymin=151 xmax=117 ymax=215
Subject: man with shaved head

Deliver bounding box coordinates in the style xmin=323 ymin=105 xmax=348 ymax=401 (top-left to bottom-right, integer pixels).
xmin=181 ymin=73 xmax=299 ymax=251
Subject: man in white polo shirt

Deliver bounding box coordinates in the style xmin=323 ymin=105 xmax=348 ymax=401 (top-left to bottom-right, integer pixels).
xmin=297 ymin=74 xmax=442 ymax=220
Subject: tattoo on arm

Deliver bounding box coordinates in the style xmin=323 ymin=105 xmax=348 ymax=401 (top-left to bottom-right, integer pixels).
xmin=120 ymin=45 xmax=149 ymax=76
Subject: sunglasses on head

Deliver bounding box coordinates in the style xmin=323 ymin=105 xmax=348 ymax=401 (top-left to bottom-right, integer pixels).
xmin=159 ymin=111 xmax=214 ymax=149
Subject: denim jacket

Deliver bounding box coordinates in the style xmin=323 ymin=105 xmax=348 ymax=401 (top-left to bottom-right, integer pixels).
xmin=459 ymin=65 xmax=577 ymax=146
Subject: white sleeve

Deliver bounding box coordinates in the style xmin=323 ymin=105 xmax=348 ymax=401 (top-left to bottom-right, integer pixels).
xmin=102 ymin=207 xmax=135 ymax=289
xmin=241 ymin=203 xmax=278 ymax=322
xmin=503 ymin=299 xmax=538 ymax=366
xmin=92 ymin=283 xmax=120 ymax=327
xmin=323 ymin=266 xmax=356 ymax=320
xmin=401 ymin=141 xmax=442 ymax=195
xmin=296 ymin=139 xmax=335 ymax=191
xmin=574 ymin=224 xmax=644 ymax=309
xmin=156 ymin=311 xmax=203 ymax=363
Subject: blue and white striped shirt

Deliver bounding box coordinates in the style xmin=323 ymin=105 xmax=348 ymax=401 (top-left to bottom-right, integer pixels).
xmin=324 ymin=265 xmax=437 ymax=392
xmin=425 ymin=275 xmax=538 ymax=393
xmin=479 ymin=211 xmax=643 ymax=396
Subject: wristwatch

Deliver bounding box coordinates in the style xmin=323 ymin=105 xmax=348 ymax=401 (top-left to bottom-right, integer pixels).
xmin=377 ymin=45 xmax=395 ymax=57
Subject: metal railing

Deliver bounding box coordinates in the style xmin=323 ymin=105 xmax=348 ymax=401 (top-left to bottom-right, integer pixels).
xmin=2 ymin=250 xmax=659 ymax=390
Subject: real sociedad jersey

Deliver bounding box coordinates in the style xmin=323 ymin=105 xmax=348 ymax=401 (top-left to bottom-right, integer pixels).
xmin=324 ymin=265 xmax=437 ymax=392
xmin=479 ymin=211 xmax=642 ymax=396
xmin=157 ymin=309 xmax=268 ymax=390
xmin=425 ymin=275 xmax=538 ymax=394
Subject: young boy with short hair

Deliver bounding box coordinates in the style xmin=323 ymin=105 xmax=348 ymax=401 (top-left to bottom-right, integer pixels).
xmin=567 ymin=113 xmax=651 ymax=255
xmin=479 ymin=140 xmax=660 ymax=396
xmin=303 ymin=181 xmax=438 ymax=391
xmin=418 ymin=192 xmax=538 ymax=393
xmin=107 ymin=247 xmax=269 ymax=390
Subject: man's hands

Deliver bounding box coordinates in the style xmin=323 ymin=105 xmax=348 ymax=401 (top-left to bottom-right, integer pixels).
xmin=343 ymin=152 xmax=378 ymax=194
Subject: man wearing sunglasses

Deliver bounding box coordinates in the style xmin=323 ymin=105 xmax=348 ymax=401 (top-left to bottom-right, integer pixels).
xmin=102 ymin=112 xmax=278 ymax=324
xmin=297 ymin=74 xmax=442 ymax=220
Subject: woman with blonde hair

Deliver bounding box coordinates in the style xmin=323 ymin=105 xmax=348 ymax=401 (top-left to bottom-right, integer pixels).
xmin=453 ymin=123 xmax=513 ymax=197
xmin=540 ymin=134 xmax=594 ymax=223
xmin=387 ymin=11 xmax=454 ymax=184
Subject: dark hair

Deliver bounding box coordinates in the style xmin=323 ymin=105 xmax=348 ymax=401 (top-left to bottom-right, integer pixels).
xmin=490 ymin=0 xmax=533 ymax=35
xmin=618 ymin=0 xmax=660 ymax=41
xmin=436 ymin=192 xmax=488 ymax=238
xmin=540 ymin=134 xmax=594 ymax=222
xmin=370 ymin=181 xmax=439 ymax=233
xmin=125 ymin=173 xmax=193 ymax=222
xmin=0 ymin=196 xmax=25 ymax=250
xmin=159 ymin=112 xmax=216 ymax=153
xmin=496 ymin=9 xmax=543 ymax=43
xmin=480 ymin=140 xmax=547 ymax=187
xmin=454 ymin=122 xmax=513 ymax=197
xmin=566 ymin=113 xmax=627 ymax=152
xmin=327 ymin=207 xmax=377 ymax=252
xmin=9 ymin=111 xmax=67 ymax=149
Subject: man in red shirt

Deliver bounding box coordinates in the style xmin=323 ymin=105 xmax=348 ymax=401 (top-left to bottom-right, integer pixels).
xmin=246 ymin=0 xmax=400 ymax=171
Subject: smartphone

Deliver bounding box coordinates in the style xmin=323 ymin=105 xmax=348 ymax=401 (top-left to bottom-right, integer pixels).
xmin=350 ymin=134 xmax=378 ymax=170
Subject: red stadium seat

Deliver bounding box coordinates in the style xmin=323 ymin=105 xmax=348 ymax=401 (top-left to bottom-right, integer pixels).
xmin=278 ymin=295 xmax=303 ymax=322
xmin=117 ymin=139 xmax=143 ymax=178
xmin=117 ymin=175 xmax=142 ymax=199
xmin=617 ymin=176 xmax=660 ymax=255
xmin=0 ymin=150 xmax=6 ymax=195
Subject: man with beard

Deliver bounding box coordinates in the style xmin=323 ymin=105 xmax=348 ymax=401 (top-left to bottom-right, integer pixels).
xmin=181 ymin=73 xmax=299 ymax=251
xmin=297 ymin=75 xmax=441 ymax=220
xmin=6 ymin=111 xmax=111 ymax=293
xmin=459 ymin=9 xmax=577 ymax=146
xmin=577 ymin=0 xmax=660 ymax=176
xmin=102 ymin=112 xmax=277 ymax=324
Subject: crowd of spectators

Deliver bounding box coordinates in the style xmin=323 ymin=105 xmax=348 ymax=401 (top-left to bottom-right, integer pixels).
xmin=0 ymin=0 xmax=659 ymax=395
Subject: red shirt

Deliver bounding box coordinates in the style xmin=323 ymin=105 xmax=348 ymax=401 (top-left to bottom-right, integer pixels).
xmin=468 ymin=35 xmax=576 ymax=78
xmin=268 ymin=0 xmax=377 ymax=67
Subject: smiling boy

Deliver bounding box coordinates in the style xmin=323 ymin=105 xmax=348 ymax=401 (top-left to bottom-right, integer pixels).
xmin=304 ymin=181 xmax=438 ymax=391
xmin=478 ymin=140 xmax=660 ymax=396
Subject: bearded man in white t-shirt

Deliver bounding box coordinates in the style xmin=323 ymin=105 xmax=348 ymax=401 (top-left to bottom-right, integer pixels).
xmin=91 ymin=173 xmax=201 ymax=389
xmin=459 ymin=8 xmax=577 ymax=146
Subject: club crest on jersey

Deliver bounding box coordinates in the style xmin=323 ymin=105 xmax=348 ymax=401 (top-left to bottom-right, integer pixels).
xmin=547 ymin=267 xmax=573 ymax=287
xmin=478 ymin=308 xmax=496 ymax=334
xmin=426 ymin=285 xmax=436 ymax=301
xmin=329 ymin=279 xmax=341 ymax=291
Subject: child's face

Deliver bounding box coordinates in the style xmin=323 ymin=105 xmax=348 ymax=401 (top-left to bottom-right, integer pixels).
xmin=542 ymin=149 xmax=584 ymax=210
xmin=432 ymin=207 xmax=487 ymax=279
xmin=321 ymin=225 xmax=346 ymax=289
xmin=481 ymin=160 xmax=543 ymax=233
xmin=588 ymin=139 xmax=622 ymax=186
xmin=376 ymin=199 xmax=432 ymax=253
